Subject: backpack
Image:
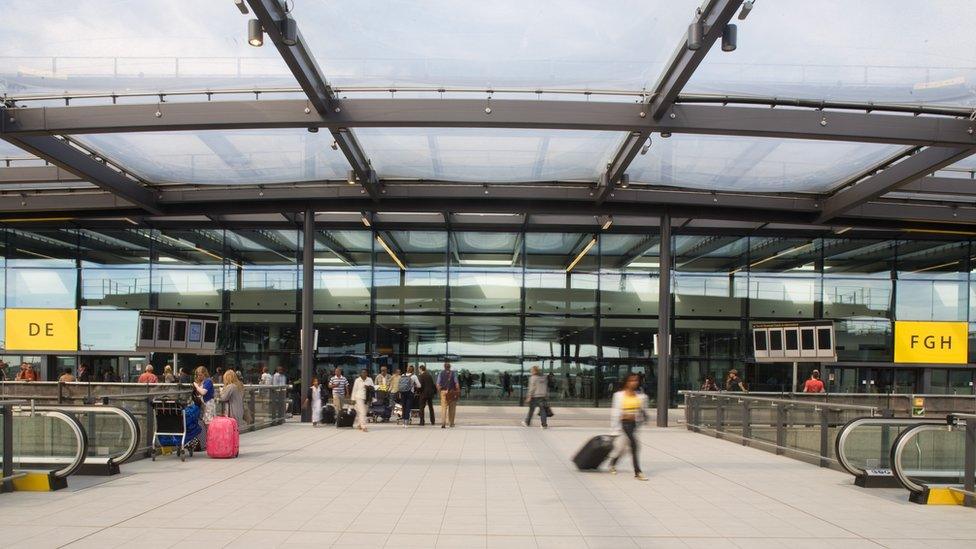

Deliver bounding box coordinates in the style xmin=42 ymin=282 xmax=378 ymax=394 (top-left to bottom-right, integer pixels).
xmin=398 ymin=375 xmax=413 ymax=393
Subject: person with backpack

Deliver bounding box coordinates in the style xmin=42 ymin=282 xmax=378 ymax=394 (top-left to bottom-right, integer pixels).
xmin=436 ymin=362 xmax=460 ymax=429
xmin=398 ymin=365 xmax=421 ymax=427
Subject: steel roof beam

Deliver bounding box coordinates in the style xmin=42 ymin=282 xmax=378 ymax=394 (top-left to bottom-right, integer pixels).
xmin=0 ymin=166 xmax=82 ymax=183
xmin=896 ymin=176 xmax=976 ymax=197
xmin=817 ymin=146 xmax=976 ymax=222
xmin=6 ymin=100 xmax=975 ymax=149
xmin=1 ymin=135 xmax=161 ymax=214
xmin=245 ymin=0 xmax=380 ymax=200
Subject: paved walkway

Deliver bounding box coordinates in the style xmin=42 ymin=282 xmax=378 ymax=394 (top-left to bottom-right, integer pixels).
xmin=2 ymin=411 xmax=974 ymax=548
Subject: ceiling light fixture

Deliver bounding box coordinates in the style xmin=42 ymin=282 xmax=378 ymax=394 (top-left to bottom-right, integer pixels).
xmin=686 ymin=21 xmax=703 ymax=50
xmin=566 ymin=237 xmax=597 ymax=273
xmin=619 ymin=174 xmax=629 ymax=189
xmin=248 ymin=19 xmax=264 ymax=47
xmin=601 ymin=215 xmax=613 ymax=231
xmin=721 ymin=24 xmax=737 ymax=52
xmin=640 ymin=137 xmax=652 ymax=155
xmin=331 ymin=140 xmax=338 ymax=150
xmin=347 ymin=170 xmax=357 ymax=185
xmin=279 ymin=17 xmax=298 ymax=46
xmin=460 ymin=259 xmax=512 ymax=266
xmin=376 ymin=235 xmax=406 ymax=270
xmin=738 ymin=0 xmax=754 ymax=20
xmin=833 ymin=227 xmax=853 ymax=235
xmin=233 ymin=0 xmax=249 ymax=15
xmin=361 ymin=213 xmax=371 ymax=227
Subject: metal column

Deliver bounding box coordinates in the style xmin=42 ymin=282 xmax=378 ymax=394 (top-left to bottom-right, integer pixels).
xmin=657 ymin=213 xmax=672 ymax=427
xmin=301 ymin=209 xmax=315 ymax=422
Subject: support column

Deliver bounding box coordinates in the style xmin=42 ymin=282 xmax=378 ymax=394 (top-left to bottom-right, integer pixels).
xmin=301 ymin=209 xmax=315 ymax=422
xmin=657 ymin=213 xmax=672 ymax=427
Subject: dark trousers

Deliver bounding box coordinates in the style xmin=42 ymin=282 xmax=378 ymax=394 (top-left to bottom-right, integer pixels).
xmin=525 ymin=397 xmax=548 ymax=427
xmin=611 ymin=419 xmax=641 ymax=474
xmin=400 ymin=391 xmax=414 ymax=423
xmin=418 ymin=394 xmax=435 ymax=425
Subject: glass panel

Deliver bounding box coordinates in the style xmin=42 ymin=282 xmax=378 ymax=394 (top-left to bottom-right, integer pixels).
xmin=375 ymin=314 xmax=447 ymax=360
xmin=626 ymin=134 xmax=908 ymax=193
xmin=449 ymin=315 xmax=520 ymax=357
xmin=313 ymin=314 xmax=370 ymax=365
xmin=835 ymin=319 xmax=891 ymax=362
xmin=824 ymin=239 xmax=894 ymax=277
xmin=296 ymin=0 xmax=699 ymax=93
xmin=154 ymin=266 xmax=223 ymax=310
xmin=674 ymin=273 xmax=746 ymax=317
xmin=7 ymin=268 xmax=76 ymax=308
xmin=450 ymin=232 xmax=520 ymax=314
xmin=685 ymin=0 xmax=976 ymax=107
xmin=0 ymin=0 xmax=296 ymax=99
xmin=896 ymin=279 xmax=967 ymax=321
xmin=314 ymin=229 xmax=372 ymax=312
xmin=823 ymin=278 xmax=891 ymax=318
xmin=79 ymin=308 xmax=138 ymax=352
xmin=74 ymin=129 xmax=351 ymax=185
xmin=447 ymin=359 xmax=521 ymax=403
xmin=356 ymin=128 xmax=625 ymax=182
xmin=524 ymin=316 xmax=597 ymax=359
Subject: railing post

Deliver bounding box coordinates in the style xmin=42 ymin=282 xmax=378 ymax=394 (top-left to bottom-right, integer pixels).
xmin=965 ymin=420 xmax=976 ymax=507
xmin=248 ymin=389 xmax=256 ymax=432
xmin=741 ymin=399 xmax=751 ymax=445
xmin=715 ymin=398 xmax=725 ymax=438
xmin=775 ymin=405 xmax=787 ymax=456
xmin=692 ymin=396 xmax=702 ymax=433
xmin=1 ymin=405 xmax=12 ymax=493
xmin=145 ymin=396 xmax=154 ymax=457
xmin=819 ymin=407 xmax=830 ymax=468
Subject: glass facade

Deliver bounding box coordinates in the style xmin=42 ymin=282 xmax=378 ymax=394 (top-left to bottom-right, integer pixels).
xmin=2 ymin=228 xmax=976 ymax=401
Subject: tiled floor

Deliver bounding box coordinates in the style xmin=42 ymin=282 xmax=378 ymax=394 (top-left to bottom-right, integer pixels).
xmin=2 ymin=411 xmax=975 ymax=548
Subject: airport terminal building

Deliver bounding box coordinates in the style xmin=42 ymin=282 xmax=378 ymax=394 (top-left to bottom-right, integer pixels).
xmin=1 ymin=0 xmax=976 ymax=412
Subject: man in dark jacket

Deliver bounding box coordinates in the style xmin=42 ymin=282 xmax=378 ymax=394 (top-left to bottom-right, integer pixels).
xmin=416 ymin=364 xmax=437 ymax=426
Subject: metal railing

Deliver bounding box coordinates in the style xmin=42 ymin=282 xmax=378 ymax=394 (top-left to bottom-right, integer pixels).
xmin=0 ymin=382 xmax=288 ymax=459
xmin=834 ymin=417 xmax=945 ymax=487
xmin=17 ymin=404 xmax=140 ymax=473
xmin=682 ymin=391 xmax=879 ymax=469
xmin=1 ymin=400 xmax=90 ymax=489
xmin=890 ymin=413 xmax=976 ymax=506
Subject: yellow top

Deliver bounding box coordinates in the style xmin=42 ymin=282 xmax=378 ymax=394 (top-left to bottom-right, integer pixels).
xmin=622 ymin=393 xmax=641 ymax=417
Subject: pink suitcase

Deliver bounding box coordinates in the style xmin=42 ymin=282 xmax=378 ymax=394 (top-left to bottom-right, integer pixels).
xmin=207 ymin=416 xmax=239 ymax=459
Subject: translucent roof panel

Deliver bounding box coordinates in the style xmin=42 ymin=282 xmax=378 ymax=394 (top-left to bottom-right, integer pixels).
xmin=685 ymin=0 xmax=976 ymax=107
xmin=0 ymin=1 xmax=296 ymax=99
xmin=73 ymin=129 xmax=352 ymax=186
xmin=627 ymin=134 xmax=908 ymax=193
xmin=294 ymin=0 xmax=700 ymax=94
xmin=356 ymin=128 xmax=625 ymax=182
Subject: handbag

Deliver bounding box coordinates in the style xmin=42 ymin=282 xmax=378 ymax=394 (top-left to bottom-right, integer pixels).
xmin=202 ymin=398 xmax=216 ymax=425
xmin=544 ymin=405 xmax=554 ymax=418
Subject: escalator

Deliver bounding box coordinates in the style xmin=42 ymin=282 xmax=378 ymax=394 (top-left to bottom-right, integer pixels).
xmin=890 ymin=413 xmax=976 ymax=506
xmin=835 ymin=417 xmax=945 ymax=487
xmin=1 ymin=400 xmax=140 ymax=492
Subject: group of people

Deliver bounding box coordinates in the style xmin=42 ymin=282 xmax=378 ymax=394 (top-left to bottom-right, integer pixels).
xmin=302 ymin=362 xmax=463 ymax=432
xmin=699 ymin=368 xmax=826 ymax=393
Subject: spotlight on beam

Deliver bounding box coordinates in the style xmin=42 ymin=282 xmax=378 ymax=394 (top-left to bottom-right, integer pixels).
xmin=686 ymin=21 xmax=703 ymax=50
xmin=280 ymin=17 xmax=298 ymax=46
xmin=640 ymin=137 xmax=652 ymax=155
xmin=722 ymin=24 xmax=737 ymax=52
xmin=738 ymin=0 xmax=754 ymax=20
xmin=248 ymin=19 xmax=264 ymax=47
xmin=233 ymin=0 xmax=249 ymax=15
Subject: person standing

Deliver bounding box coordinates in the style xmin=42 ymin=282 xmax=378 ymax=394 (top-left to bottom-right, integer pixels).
xmin=77 ymin=363 xmax=92 ymax=382
xmin=436 ymin=362 xmax=460 ymax=429
xmin=350 ymin=369 xmax=374 ymax=432
xmin=258 ymin=366 xmax=272 ymax=385
xmin=700 ymin=375 xmax=720 ymax=391
xmin=272 ymin=366 xmax=287 ymax=386
xmin=218 ymin=370 xmax=245 ymax=427
xmin=328 ymin=368 xmax=348 ymax=412
xmin=303 ymin=377 xmax=325 ymax=427
xmin=724 ymin=369 xmax=747 ymax=392
xmin=607 ymin=373 xmax=649 ymax=481
xmin=162 ymin=364 xmax=177 ymax=383
xmin=399 ymin=365 xmax=421 ymax=427
xmin=521 ymin=365 xmax=549 ymax=429
xmin=480 ymin=372 xmax=486 ymax=389
xmin=502 ymin=371 xmax=512 ymax=398
xmin=803 ymin=370 xmax=825 ymax=393
xmin=137 ymin=365 xmax=158 ymax=384
xmin=193 ymin=366 xmax=215 ymax=448
xmin=178 ymin=367 xmax=192 ymax=384
xmin=16 ymin=363 xmax=38 ymax=382
xmin=390 ymin=367 xmax=402 ymax=404
xmin=374 ymin=366 xmax=392 ymax=395
xmin=58 ymin=368 xmax=75 ymax=383
xmin=417 ymin=365 xmax=437 ymax=426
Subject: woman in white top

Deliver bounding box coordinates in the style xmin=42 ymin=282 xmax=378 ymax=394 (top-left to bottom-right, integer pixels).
xmin=303 ymin=377 xmax=324 ymax=427
xmin=608 ymin=373 xmax=649 ymax=481
xmin=350 ymin=369 xmax=375 ymax=432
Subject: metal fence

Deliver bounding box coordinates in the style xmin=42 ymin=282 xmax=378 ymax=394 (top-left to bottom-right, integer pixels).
xmin=682 ymin=391 xmax=880 ymax=469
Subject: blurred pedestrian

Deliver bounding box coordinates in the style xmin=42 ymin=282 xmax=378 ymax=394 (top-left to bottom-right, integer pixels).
xmin=399 ymin=365 xmax=420 ymax=426
xmin=137 ymin=365 xmax=158 ymax=384
xmin=417 ymin=365 xmax=437 ymax=426
xmin=608 ymin=373 xmax=648 ymax=481
xmin=162 ymin=364 xmax=177 ymax=383
xmin=351 ymin=369 xmax=374 ymax=432
xmin=522 ymin=365 xmax=549 ymax=429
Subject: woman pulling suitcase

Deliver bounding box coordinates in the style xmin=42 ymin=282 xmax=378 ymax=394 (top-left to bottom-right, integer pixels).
xmin=608 ymin=373 xmax=649 ymax=480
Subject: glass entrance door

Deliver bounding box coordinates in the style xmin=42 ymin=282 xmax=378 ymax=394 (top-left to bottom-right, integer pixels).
xmin=865 ymin=368 xmax=920 ymax=394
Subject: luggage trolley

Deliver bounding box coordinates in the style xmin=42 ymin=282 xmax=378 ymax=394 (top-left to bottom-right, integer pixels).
xmin=151 ymin=398 xmax=199 ymax=462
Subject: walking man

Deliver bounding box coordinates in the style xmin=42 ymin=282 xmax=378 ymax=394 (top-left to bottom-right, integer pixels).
xmin=436 ymin=362 xmax=460 ymax=429
xmin=417 ymin=365 xmax=437 ymax=426
xmin=522 ymin=366 xmax=549 ymax=429
xmin=329 ymin=367 xmax=348 ymax=412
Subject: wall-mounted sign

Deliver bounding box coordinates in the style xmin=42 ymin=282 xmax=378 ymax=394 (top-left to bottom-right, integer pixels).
xmin=752 ymin=321 xmax=835 ymax=362
xmin=894 ymin=321 xmax=967 ymax=364
xmin=137 ymin=311 xmax=219 ymax=354
xmin=5 ymin=308 xmax=78 ymax=351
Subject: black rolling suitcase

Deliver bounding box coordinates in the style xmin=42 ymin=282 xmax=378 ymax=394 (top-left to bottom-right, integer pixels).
xmin=322 ymin=404 xmax=336 ymax=425
xmin=573 ymin=435 xmax=616 ymax=470
xmin=336 ymin=407 xmax=356 ymax=428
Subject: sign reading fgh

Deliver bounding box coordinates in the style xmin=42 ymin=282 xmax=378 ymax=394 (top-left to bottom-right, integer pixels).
xmin=894 ymin=321 xmax=967 ymax=364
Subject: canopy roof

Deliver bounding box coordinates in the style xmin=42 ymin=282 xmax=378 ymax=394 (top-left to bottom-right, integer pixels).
xmin=0 ymin=0 xmax=974 ymax=234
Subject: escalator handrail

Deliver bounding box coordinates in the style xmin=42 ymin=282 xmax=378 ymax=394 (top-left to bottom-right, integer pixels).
xmin=890 ymin=422 xmax=954 ymax=494
xmin=11 ymin=408 xmax=89 ymax=479
xmin=30 ymin=404 xmax=141 ymax=466
xmin=835 ymin=416 xmax=945 ymax=478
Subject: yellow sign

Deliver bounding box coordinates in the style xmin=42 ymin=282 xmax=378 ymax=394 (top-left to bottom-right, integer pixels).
xmin=894 ymin=321 xmax=967 ymax=364
xmin=5 ymin=309 xmax=78 ymax=351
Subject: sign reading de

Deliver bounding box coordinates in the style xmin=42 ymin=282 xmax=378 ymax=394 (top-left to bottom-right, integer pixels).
xmin=894 ymin=321 xmax=967 ymax=364
xmin=5 ymin=309 xmax=78 ymax=351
